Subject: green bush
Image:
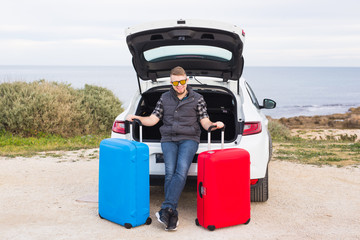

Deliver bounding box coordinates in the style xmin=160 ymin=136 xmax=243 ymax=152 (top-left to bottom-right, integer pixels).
xmin=268 ymin=119 xmax=292 ymax=141
xmin=80 ymin=84 xmax=124 ymax=133
xmin=0 ymin=80 xmax=123 ymax=137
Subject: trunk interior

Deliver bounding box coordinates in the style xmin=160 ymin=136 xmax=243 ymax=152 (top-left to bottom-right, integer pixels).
xmin=132 ymin=85 xmax=241 ymax=143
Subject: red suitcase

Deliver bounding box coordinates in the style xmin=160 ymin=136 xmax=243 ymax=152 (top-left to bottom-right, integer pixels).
xmin=196 ymin=126 xmax=251 ymax=231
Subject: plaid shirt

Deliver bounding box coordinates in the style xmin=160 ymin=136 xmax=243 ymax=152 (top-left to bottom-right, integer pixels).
xmin=152 ymin=96 xmax=209 ymax=121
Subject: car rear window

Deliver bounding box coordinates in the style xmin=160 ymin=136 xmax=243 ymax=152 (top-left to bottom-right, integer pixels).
xmin=143 ymin=45 xmax=232 ymax=62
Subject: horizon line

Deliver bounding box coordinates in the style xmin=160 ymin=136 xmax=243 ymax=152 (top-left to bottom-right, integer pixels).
xmin=0 ymin=64 xmax=359 ymax=68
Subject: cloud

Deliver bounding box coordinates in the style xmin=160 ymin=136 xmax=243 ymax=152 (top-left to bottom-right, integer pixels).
xmin=0 ymin=38 xmax=130 ymax=65
xmin=1 ymin=0 xmax=359 ymax=66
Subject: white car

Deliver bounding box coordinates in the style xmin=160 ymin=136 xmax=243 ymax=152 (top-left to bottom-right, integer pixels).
xmin=111 ymin=19 xmax=276 ymax=202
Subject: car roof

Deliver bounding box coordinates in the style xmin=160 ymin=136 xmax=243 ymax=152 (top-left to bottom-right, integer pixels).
xmin=125 ymin=19 xmax=245 ymax=82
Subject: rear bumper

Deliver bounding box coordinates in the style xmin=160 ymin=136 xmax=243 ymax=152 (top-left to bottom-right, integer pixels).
xmin=239 ymin=132 xmax=270 ymax=179
xmin=149 ymin=174 xmax=266 ymax=189
xmin=111 ymin=132 xmax=270 ymax=180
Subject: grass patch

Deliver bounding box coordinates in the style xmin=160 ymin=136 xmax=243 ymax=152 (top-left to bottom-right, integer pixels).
xmin=273 ymin=138 xmax=360 ymax=167
xmin=0 ymin=131 xmax=108 ymax=157
xmin=320 ymin=157 xmax=344 ymax=162
xmin=269 ymin=119 xmax=360 ymax=167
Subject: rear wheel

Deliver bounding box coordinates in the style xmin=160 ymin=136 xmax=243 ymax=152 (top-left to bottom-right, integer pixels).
xmin=251 ymin=169 xmax=269 ymax=202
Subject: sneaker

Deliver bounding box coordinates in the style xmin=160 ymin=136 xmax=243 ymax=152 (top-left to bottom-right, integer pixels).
xmin=166 ymin=211 xmax=179 ymax=231
xmin=155 ymin=208 xmax=173 ymax=228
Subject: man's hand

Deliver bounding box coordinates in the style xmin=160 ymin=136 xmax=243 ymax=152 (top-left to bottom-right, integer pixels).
xmin=125 ymin=114 xmax=160 ymax=127
xmin=212 ymin=121 xmax=224 ymax=130
xmin=126 ymin=114 xmax=137 ymax=122
xmin=200 ymin=118 xmax=224 ymax=131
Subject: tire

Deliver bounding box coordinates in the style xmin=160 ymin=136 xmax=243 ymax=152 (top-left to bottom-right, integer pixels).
xmin=250 ymin=169 xmax=269 ymax=202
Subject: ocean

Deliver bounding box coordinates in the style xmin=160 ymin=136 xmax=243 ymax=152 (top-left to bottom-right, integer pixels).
xmin=1 ymin=65 xmax=359 ymax=119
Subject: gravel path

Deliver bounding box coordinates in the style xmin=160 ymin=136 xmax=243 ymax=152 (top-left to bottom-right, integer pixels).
xmin=1 ymin=149 xmax=359 ymax=240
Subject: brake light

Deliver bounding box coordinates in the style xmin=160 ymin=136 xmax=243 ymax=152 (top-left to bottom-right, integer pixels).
xmin=112 ymin=121 xmax=126 ymax=134
xmin=250 ymin=179 xmax=259 ymax=185
xmin=243 ymin=122 xmax=262 ymax=136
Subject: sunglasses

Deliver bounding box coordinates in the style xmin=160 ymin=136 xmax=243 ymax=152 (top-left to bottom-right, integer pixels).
xmin=171 ymin=79 xmax=187 ymax=86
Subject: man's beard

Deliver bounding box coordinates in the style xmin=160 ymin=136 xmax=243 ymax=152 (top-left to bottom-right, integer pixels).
xmin=176 ymin=89 xmax=186 ymax=95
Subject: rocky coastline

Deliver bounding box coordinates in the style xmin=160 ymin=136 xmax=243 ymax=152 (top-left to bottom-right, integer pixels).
xmin=273 ymin=106 xmax=360 ymax=129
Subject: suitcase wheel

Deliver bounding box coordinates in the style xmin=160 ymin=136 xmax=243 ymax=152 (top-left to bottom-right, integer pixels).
xmin=146 ymin=217 xmax=152 ymax=225
xmin=98 ymin=213 xmax=104 ymax=219
xmin=207 ymin=225 xmax=216 ymax=231
xmin=195 ymin=218 xmax=200 ymax=226
xmin=124 ymin=223 xmax=132 ymax=229
xmin=244 ymin=218 xmax=250 ymax=225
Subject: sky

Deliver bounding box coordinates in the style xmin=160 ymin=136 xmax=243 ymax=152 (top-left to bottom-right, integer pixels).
xmin=1 ymin=0 xmax=359 ymax=67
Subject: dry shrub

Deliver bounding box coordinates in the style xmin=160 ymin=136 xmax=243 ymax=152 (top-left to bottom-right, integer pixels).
xmin=268 ymin=119 xmax=292 ymax=141
xmin=344 ymin=115 xmax=360 ymax=129
xmin=0 ymin=80 xmax=123 ymax=137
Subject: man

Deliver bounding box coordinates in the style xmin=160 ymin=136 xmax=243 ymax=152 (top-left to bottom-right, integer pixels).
xmin=126 ymin=66 xmax=224 ymax=231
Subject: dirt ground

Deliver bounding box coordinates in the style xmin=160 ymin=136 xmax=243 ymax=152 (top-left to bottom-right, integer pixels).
xmin=1 ymin=148 xmax=360 ymax=240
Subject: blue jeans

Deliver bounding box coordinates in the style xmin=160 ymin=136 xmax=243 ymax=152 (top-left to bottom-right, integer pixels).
xmin=161 ymin=140 xmax=199 ymax=210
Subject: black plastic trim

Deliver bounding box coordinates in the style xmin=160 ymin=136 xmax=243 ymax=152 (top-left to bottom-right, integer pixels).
xmin=126 ymin=25 xmax=244 ymax=81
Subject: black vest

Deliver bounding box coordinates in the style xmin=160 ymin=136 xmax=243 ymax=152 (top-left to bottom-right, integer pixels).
xmin=160 ymin=86 xmax=203 ymax=143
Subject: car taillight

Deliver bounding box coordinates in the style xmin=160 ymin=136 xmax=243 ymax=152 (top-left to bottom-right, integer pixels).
xmin=112 ymin=120 xmax=126 ymax=134
xmin=250 ymin=179 xmax=259 ymax=185
xmin=243 ymin=122 xmax=262 ymax=136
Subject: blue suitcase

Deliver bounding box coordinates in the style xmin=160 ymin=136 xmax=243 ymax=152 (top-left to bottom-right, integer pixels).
xmin=98 ymin=121 xmax=151 ymax=228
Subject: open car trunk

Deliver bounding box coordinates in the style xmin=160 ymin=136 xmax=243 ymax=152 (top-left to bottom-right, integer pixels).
xmin=132 ymin=85 xmax=242 ymax=143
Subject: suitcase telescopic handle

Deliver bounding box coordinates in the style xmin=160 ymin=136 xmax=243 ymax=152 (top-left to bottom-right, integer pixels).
xmin=128 ymin=119 xmax=143 ymax=142
xmin=207 ymin=125 xmax=225 ymax=150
